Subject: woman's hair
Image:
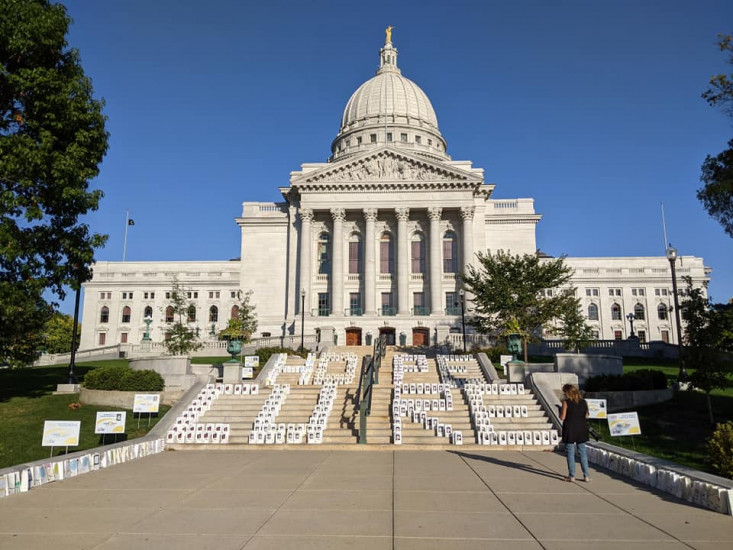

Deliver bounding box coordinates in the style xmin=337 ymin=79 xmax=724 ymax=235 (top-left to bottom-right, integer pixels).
xmin=562 ymin=383 xmax=582 ymax=404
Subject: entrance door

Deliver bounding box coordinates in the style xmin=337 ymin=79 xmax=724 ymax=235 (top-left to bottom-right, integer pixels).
xmin=345 ymin=328 xmax=362 ymax=346
xmin=412 ymin=328 xmax=430 ymax=347
xmin=379 ymin=327 xmax=396 ymax=345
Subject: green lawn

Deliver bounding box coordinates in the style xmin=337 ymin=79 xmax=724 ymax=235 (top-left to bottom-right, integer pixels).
xmin=0 ymin=364 xmax=169 ymax=469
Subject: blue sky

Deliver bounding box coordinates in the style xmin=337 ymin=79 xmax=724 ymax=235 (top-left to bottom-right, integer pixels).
xmin=58 ymin=0 xmax=733 ymax=312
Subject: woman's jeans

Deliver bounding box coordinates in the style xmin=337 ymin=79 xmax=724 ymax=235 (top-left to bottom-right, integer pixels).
xmin=565 ymin=442 xmax=589 ymax=478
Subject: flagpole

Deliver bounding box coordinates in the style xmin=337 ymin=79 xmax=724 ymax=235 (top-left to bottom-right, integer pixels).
xmin=661 ymin=202 xmax=669 ymax=251
xmin=123 ymin=209 xmax=129 ymax=262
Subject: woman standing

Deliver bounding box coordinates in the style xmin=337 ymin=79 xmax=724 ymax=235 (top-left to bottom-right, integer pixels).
xmin=559 ymin=383 xmax=590 ymax=482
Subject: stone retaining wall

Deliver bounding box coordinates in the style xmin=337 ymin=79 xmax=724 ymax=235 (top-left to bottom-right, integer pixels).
xmin=585 ymin=388 xmax=675 ymax=412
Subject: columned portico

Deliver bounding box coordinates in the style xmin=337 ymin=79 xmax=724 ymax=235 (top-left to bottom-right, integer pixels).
xmin=299 ymin=208 xmax=313 ymax=314
xmin=396 ymin=207 xmax=410 ymax=315
xmin=363 ymin=208 xmax=377 ymax=316
xmin=331 ymin=208 xmax=345 ymax=316
xmin=428 ymin=207 xmax=442 ymax=314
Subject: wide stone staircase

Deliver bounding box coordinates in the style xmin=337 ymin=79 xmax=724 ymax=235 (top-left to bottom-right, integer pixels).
xmin=167 ymin=346 xmax=557 ymax=449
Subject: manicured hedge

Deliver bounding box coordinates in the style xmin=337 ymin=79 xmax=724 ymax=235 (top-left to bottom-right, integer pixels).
xmin=83 ymin=366 xmax=164 ymax=391
xmin=585 ymin=369 xmax=668 ymax=392
xmin=256 ymin=347 xmax=308 ymax=365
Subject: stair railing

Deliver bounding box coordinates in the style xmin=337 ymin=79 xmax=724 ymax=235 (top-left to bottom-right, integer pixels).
xmin=357 ymin=354 xmax=374 ymax=444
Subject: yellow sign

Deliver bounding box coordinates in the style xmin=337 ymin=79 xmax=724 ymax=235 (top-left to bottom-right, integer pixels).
xmin=95 ymin=412 xmax=126 ymax=434
xmin=133 ymin=394 xmax=160 ymax=413
xmin=607 ymin=412 xmax=641 ymax=436
xmin=42 ymin=421 xmax=81 ymax=446
xmin=586 ymin=399 xmax=607 ymax=419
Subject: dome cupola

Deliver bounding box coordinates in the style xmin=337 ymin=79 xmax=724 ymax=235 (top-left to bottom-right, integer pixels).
xmin=330 ymin=29 xmax=448 ymax=162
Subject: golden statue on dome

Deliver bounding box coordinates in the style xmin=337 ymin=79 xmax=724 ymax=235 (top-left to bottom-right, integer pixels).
xmin=385 ymin=26 xmax=394 ymax=44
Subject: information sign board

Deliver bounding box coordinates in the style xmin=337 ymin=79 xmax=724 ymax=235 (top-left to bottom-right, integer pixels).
xmin=244 ymin=356 xmax=259 ymax=367
xmin=586 ymin=399 xmax=608 ymax=419
xmin=133 ymin=394 xmax=160 ymax=413
xmin=607 ymin=412 xmax=641 ymax=436
xmin=42 ymin=420 xmax=81 ymax=447
xmin=95 ymin=412 xmax=127 ymax=434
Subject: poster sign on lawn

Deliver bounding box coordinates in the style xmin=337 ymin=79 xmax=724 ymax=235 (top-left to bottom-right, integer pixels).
xmin=586 ymin=399 xmax=608 ymax=419
xmin=133 ymin=394 xmax=160 ymax=414
xmin=242 ymin=366 xmax=254 ymax=379
xmin=244 ymin=356 xmax=259 ymax=367
xmin=95 ymin=412 xmax=127 ymax=434
xmin=42 ymin=421 xmax=81 ymax=447
xmin=607 ymin=412 xmax=642 ymax=436
xmin=499 ymin=355 xmax=512 ymax=375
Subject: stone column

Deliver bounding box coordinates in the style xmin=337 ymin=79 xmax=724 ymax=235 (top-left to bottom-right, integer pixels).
xmin=298 ymin=208 xmax=314 ymax=315
xmin=460 ymin=206 xmax=475 ymax=303
xmin=331 ymin=208 xmax=345 ymax=316
xmin=363 ymin=208 xmax=378 ymax=316
xmin=428 ymin=207 xmax=443 ymax=315
xmin=396 ymin=207 xmax=410 ymax=315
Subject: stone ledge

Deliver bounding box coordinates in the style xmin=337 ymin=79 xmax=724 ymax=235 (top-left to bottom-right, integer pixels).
xmin=585 ymin=388 xmax=674 ymax=412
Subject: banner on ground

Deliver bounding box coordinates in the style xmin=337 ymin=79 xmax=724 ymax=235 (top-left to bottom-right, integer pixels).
xmin=42 ymin=420 xmax=81 ymax=447
xmin=94 ymin=412 xmax=127 ymax=434
xmin=607 ymin=412 xmax=641 ymax=436
xmin=586 ymin=399 xmax=608 ymax=419
xmin=133 ymin=394 xmax=160 ymax=413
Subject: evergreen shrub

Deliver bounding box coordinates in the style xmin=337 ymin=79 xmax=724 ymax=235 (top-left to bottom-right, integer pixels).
xmin=84 ymin=366 xmax=164 ymax=391
xmin=585 ymin=369 xmax=668 ymax=392
xmin=707 ymin=422 xmax=733 ymax=478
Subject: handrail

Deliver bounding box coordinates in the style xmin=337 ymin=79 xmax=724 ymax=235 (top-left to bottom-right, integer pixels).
xmin=525 ymin=372 xmax=563 ymax=432
xmin=358 ymin=355 xmax=374 ymax=444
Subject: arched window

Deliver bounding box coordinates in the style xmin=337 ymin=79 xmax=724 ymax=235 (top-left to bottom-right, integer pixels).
xmin=587 ymin=303 xmax=599 ymax=321
xmin=611 ymin=303 xmax=622 ymax=320
xmin=121 ymin=306 xmax=131 ymax=323
xmin=380 ymin=232 xmax=394 ymax=274
xmin=187 ymin=305 xmax=196 ymax=323
xmin=411 ymin=233 xmax=425 ymax=273
xmin=144 ymin=306 xmax=153 ymax=318
xmin=209 ymin=305 xmax=218 ymax=323
xmin=100 ymin=306 xmax=109 ymax=323
xmin=165 ymin=306 xmax=174 ymax=323
xmin=231 ymin=305 xmax=239 ymax=320
xmin=442 ymin=231 xmax=458 ymax=273
xmin=348 ymin=234 xmax=362 ymax=274
xmin=634 ymin=303 xmax=645 ymax=320
xmin=317 ymin=232 xmax=330 ymax=274
xmin=657 ymin=303 xmax=669 ymax=320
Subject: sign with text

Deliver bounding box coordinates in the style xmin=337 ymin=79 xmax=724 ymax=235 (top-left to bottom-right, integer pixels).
xmin=500 ymin=355 xmax=512 ymax=375
xmin=242 ymin=366 xmax=254 ymax=379
xmin=244 ymin=356 xmax=259 ymax=367
xmin=95 ymin=412 xmax=127 ymax=434
xmin=586 ymin=399 xmax=608 ymax=419
xmin=133 ymin=394 xmax=160 ymax=413
xmin=607 ymin=412 xmax=641 ymax=436
xmin=42 ymin=420 xmax=81 ymax=447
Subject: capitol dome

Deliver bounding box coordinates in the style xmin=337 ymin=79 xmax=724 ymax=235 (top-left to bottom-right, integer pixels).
xmin=330 ymin=36 xmax=449 ymax=162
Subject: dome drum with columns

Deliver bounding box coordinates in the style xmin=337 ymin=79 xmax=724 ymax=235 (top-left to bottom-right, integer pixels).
xmin=78 ymin=31 xmax=709 ymax=352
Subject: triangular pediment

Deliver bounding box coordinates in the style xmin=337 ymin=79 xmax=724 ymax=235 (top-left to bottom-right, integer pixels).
xmin=291 ymin=148 xmax=481 ymax=186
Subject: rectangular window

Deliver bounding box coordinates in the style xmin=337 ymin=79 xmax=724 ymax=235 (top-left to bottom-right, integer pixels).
xmin=349 ymin=293 xmax=362 ymax=316
xmin=638 ymin=330 xmax=646 ymax=343
xmin=380 ymin=239 xmax=393 ymax=273
xmin=318 ymin=239 xmax=330 ymax=274
xmin=609 ymin=288 xmax=622 ymax=297
xmin=381 ymin=293 xmax=394 ymax=316
xmin=99 ymin=333 xmax=106 ymax=346
xmin=100 ymin=292 xmax=105 ymax=299
xmin=370 ymin=134 xmax=377 ymax=143
xmin=428 ymin=138 xmax=432 ymax=146
xmin=349 ymin=241 xmax=362 ymax=274
xmin=586 ymin=288 xmax=599 ymax=297
xmin=411 ymin=240 xmax=425 ymax=273
xmin=415 ymin=135 xmax=421 ymax=144
xmin=446 ymin=292 xmax=459 ymax=315
xmin=614 ymin=330 xmax=623 ymax=340
xmin=655 ymin=288 xmax=668 ymax=296
xmin=661 ymin=330 xmax=669 ymax=343
xmin=318 ymin=293 xmax=329 ymax=316
xmin=632 ymin=288 xmax=645 ymax=296
xmin=591 ymin=330 xmax=600 ymax=339
xmin=357 ymin=137 xmax=362 ymax=145
xmin=443 ymin=239 xmax=456 ymax=273
xmin=413 ymin=292 xmax=427 ymax=316
xmin=121 ymin=332 xmax=128 ymax=344
xmin=400 ymin=133 xmax=407 ymax=142
xmin=166 ymin=292 xmax=171 ymax=299
xmin=386 ymin=132 xmax=392 ymax=142
xmin=231 ymin=291 xmax=237 ymax=298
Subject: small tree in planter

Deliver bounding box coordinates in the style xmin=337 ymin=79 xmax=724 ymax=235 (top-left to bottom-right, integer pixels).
xmin=221 ymin=290 xmax=258 ymax=344
xmin=163 ymin=278 xmax=201 ymax=356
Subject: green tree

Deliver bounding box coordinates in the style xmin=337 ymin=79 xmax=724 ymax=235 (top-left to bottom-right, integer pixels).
xmin=221 ymin=290 xmax=258 ymax=342
xmin=557 ymin=301 xmax=595 ymax=353
xmin=681 ymin=277 xmax=730 ymax=425
xmin=43 ymin=311 xmax=79 ymax=354
xmin=699 ymin=33 xmax=733 ymax=238
xmin=462 ymin=251 xmax=582 ymax=361
xmin=0 ymin=0 xmax=108 ymax=365
xmin=162 ymin=278 xmax=201 ymax=356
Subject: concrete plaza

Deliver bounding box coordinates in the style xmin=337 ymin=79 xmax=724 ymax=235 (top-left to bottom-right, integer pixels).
xmin=0 ymin=448 xmax=731 ymax=549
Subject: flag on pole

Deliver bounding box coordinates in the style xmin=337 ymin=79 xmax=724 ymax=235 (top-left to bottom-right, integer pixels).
xmin=128 ymin=219 xmax=135 ymax=226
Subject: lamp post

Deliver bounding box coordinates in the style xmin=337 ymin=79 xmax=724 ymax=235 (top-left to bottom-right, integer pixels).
xmin=666 ymin=245 xmax=686 ymax=380
xmin=300 ymin=289 xmax=306 ymax=352
xmin=626 ymin=312 xmax=636 ymax=339
xmin=459 ymin=289 xmax=466 ymax=353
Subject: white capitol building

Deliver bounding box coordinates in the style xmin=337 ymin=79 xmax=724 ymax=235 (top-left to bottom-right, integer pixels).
xmin=79 ymin=34 xmax=709 ymax=353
